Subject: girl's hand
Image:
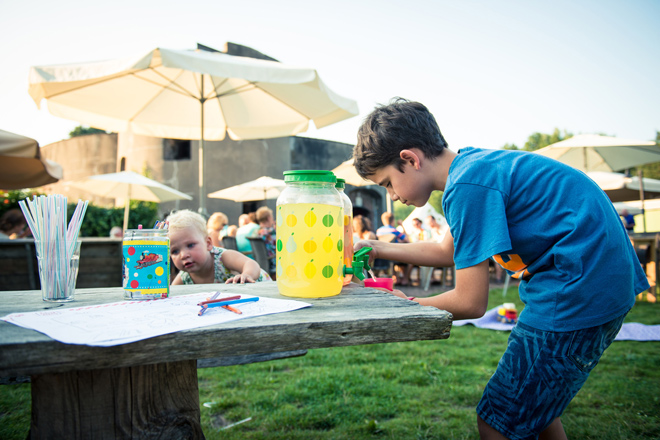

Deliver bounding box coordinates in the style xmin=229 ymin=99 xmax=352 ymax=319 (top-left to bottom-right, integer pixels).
xmin=225 ymin=274 xmax=256 ymax=284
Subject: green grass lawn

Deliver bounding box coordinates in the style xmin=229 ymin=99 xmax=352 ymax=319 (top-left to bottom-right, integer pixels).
xmin=2 ymin=286 xmax=659 ymax=439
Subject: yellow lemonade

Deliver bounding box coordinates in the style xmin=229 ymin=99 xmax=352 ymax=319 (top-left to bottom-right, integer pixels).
xmin=343 ymin=213 xmax=354 ymax=286
xmin=276 ymin=203 xmax=344 ymax=298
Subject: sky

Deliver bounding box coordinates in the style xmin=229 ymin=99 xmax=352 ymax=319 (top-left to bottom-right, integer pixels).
xmin=1 ymin=0 xmax=659 ymax=152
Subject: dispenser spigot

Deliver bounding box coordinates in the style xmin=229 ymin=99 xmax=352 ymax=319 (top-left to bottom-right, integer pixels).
xmin=343 ymin=247 xmax=372 ymax=281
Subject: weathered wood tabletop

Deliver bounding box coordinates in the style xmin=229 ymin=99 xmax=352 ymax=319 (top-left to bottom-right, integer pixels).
xmin=0 ymin=282 xmax=452 ymax=439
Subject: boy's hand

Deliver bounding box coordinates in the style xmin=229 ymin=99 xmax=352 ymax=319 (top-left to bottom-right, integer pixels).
xmin=354 ymin=239 xmax=379 ymax=266
xmin=371 ymin=286 xmax=408 ymax=299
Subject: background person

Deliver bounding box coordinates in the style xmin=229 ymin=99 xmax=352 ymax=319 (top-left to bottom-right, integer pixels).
xmin=109 ymin=226 xmax=123 ymax=239
xmin=0 ymin=209 xmax=27 ymax=240
xmin=353 ymin=215 xmax=377 ymax=241
xmin=255 ymin=206 xmax=276 ymax=275
xmin=376 ymin=211 xmax=412 ymax=286
xmin=207 ymin=211 xmax=229 ymax=247
xmin=236 ymin=212 xmax=260 ymax=255
xmin=621 ymin=209 xmax=636 ymax=234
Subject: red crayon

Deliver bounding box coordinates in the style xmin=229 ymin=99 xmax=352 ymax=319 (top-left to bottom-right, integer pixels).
xmin=198 ymin=295 xmax=241 ymax=306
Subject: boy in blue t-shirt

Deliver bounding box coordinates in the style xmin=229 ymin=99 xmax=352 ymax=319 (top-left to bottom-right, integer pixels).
xmin=353 ymin=98 xmax=648 ymax=440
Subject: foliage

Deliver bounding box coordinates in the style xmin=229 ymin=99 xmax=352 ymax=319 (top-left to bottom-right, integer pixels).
xmin=68 ymin=125 xmax=109 ymax=138
xmin=503 ymin=128 xmax=573 ymax=151
xmin=0 ymin=190 xmax=157 ymax=237
xmin=630 ymin=131 xmax=660 ymax=180
xmin=393 ymin=201 xmax=414 ymax=223
xmin=75 ymin=201 xmax=159 ymax=237
xmin=1 ymin=287 xmax=658 ymax=440
xmin=0 ymin=189 xmax=44 ymax=218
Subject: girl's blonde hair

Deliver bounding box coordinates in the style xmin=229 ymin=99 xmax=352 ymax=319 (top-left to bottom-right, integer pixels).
xmin=167 ymin=210 xmax=208 ymax=238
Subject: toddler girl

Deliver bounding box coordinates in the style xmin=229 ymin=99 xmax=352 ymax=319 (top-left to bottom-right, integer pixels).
xmin=167 ymin=210 xmax=271 ymax=285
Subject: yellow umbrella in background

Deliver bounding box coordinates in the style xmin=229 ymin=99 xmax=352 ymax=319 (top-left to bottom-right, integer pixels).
xmin=0 ymin=129 xmax=63 ymax=189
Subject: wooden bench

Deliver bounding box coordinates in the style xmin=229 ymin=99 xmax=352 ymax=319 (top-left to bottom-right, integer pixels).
xmin=0 ymin=238 xmax=123 ymax=291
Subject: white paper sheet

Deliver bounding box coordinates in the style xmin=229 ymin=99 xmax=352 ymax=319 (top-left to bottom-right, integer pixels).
xmin=1 ymin=293 xmax=311 ymax=347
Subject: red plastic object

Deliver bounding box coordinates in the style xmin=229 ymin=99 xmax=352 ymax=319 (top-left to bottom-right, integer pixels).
xmin=364 ymin=278 xmax=394 ymax=291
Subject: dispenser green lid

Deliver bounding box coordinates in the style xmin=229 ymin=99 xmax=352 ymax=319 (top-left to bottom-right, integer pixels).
xmin=335 ymin=178 xmax=345 ymax=189
xmin=283 ymin=170 xmax=337 ymax=183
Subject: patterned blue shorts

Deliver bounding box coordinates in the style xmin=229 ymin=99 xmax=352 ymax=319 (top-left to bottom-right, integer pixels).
xmin=477 ymin=312 xmax=627 ymax=440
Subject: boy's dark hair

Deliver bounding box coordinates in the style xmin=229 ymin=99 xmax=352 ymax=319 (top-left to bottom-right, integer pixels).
xmin=353 ymin=98 xmax=448 ymax=178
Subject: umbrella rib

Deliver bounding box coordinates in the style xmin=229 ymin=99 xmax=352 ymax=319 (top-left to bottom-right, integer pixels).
xmin=207 ymin=81 xmax=312 ymax=120
xmin=137 ymin=69 xmax=202 ymax=100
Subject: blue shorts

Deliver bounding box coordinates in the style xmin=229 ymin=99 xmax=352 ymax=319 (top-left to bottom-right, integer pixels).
xmin=477 ymin=312 xmax=627 ymax=440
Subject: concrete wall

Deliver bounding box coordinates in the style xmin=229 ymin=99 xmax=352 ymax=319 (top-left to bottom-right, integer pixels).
xmin=40 ymin=133 xmax=118 ymax=206
xmin=38 ymin=132 xmax=387 ymax=229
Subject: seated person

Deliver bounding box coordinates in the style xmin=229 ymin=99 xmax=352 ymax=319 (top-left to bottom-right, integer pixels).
xmin=426 ymin=215 xmax=448 ymax=242
xmin=409 ymin=217 xmax=429 ymax=242
xmin=0 ymin=209 xmax=28 ymax=240
xmin=109 ymin=226 xmax=123 ymax=239
xmin=376 ymin=212 xmax=412 ymax=285
xmin=236 ymin=212 xmax=260 ymax=255
xmin=207 ymin=212 xmax=229 ymax=247
xmin=255 ymin=206 xmax=276 ymax=275
xmin=167 ymin=210 xmax=270 ymax=285
xmin=376 ymin=212 xmax=409 ymax=242
xmin=354 ymin=215 xmax=377 ymax=241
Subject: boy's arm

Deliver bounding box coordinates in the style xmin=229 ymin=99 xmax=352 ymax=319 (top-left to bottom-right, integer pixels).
xmin=355 ymin=229 xmax=455 ymax=268
xmin=414 ymin=260 xmax=490 ymax=320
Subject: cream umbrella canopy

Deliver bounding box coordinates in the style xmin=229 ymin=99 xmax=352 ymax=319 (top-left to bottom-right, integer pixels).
xmin=586 ymin=171 xmax=660 ymax=203
xmin=331 ymin=158 xmax=393 ymax=212
xmin=28 ymin=45 xmax=359 ymax=214
xmin=535 ymin=134 xmax=659 ymax=172
xmin=0 ymin=129 xmax=63 ymax=189
xmin=208 ymin=176 xmax=286 ymax=202
xmin=67 ymin=171 xmax=192 ymax=231
xmin=331 ymin=158 xmax=394 ymax=213
xmin=536 ymin=134 xmax=660 ymax=231
xmin=332 ymin=158 xmax=376 ymax=187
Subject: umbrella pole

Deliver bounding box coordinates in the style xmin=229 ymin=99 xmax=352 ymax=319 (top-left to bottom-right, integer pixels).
xmin=639 ymin=169 xmax=647 ymax=233
xmin=123 ymin=185 xmax=131 ymax=231
xmin=198 ymin=76 xmax=208 ymax=217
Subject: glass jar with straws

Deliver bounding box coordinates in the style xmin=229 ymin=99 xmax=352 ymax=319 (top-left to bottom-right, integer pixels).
xmin=19 ymin=195 xmax=88 ymax=302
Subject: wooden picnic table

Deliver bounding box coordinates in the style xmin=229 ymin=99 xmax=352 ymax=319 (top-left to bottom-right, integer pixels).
xmin=0 ymin=282 xmax=452 ymax=439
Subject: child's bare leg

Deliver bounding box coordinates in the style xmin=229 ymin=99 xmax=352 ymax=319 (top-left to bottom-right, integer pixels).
xmin=539 ymin=418 xmax=567 ymax=440
xmin=477 ymin=416 xmax=507 ymax=439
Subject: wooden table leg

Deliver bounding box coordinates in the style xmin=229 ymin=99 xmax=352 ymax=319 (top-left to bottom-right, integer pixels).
xmin=30 ymin=360 xmax=204 ymax=439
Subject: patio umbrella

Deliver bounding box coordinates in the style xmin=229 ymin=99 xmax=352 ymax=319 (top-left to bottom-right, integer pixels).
xmin=536 ymin=134 xmax=660 ymax=231
xmin=207 ymin=176 xmax=285 ymax=202
xmin=587 ymin=171 xmax=660 ymax=202
xmin=534 ymin=134 xmax=660 ymax=172
xmin=331 ymin=158 xmax=376 ymax=187
xmin=0 ymin=129 xmax=63 ymax=189
xmin=67 ymin=171 xmax=192 ymax=231
xmin=331 ymin=158 xmax=392 ymax=212
xmin=28 ymin=45 xmax=359 ymax=215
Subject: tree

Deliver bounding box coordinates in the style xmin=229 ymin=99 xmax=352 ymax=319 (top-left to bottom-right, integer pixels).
xmin=502 ymin=128 xmax=572 ymax=151
xmin=523 ymin=128 xmax=572 ymax=151
xmin=631 ymin=130 xmax=660 ymax=180
xmin=69 ymin=125 xmax=108 ymax=138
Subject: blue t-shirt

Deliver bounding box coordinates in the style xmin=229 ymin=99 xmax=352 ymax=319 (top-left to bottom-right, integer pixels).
xmin=443 ymin=147 xmax=648 ymax=332
xmin=236 ymin=223 xmax=260 ymax=255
